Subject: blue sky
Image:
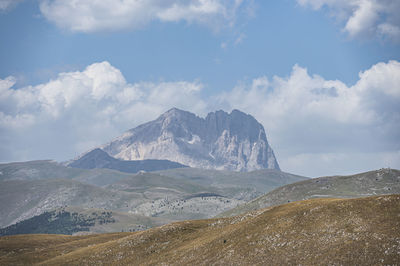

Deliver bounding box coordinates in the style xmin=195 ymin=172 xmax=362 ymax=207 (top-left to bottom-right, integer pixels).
xmin=0 ymin=0 xmax=399 ymax=177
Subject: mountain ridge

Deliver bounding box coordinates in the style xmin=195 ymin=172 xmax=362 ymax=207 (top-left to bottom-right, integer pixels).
xmin=68 ymin=148 xmax=187 ymax=173
xmin=219 ymin=168 xmax=400 ymax=217
xmin=92 ymin=108 xmax=280 ymax=172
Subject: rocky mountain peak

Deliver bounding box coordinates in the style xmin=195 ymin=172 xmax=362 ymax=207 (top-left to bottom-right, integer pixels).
xmin=97 ymin=108 xmax=280 ymax=171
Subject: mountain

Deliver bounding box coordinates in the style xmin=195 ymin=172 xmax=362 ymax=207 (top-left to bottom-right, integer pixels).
xmin=68 ymin=148 xmax=187 ymax=173
xmin=2 ymin=195 xmax=399 ymax=265
xmin=0 ymin=160 xmax=306 ymax=229
xmin=219 ymin=168 xmax=400 ymax=217
xmin=91 ymin=108 xmax=279 ymax=171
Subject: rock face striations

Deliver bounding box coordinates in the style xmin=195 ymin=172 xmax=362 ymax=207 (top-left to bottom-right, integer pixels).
xmin=98 ymin=108 xmax=279 ymax=172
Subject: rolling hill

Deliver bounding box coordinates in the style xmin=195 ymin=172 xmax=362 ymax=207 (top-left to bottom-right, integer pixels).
xmin=0 ymin=160 xmax=133 ymax=186
xmin=67 ymin=148 xmax=187 ymax=173
xmin=0 ymin=179 xmax=144 ymax=228
xmin=219 ymin=168 xmax=400 ymax=217
xmin=0 ymin=206 xmax=168 ymax=236
xmin=0 ymin=161 xmax=308 ymax=230
xmin=156 ymin=167 xmax=306 ymax=201
xmin=1 ymin=195 xmax=399 ymax=265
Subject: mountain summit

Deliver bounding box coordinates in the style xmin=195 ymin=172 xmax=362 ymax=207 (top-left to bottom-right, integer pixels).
xmin=98 ymin=108 xmax=280 ymax=171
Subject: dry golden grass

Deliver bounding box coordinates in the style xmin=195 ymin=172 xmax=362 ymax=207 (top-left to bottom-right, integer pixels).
xmin=0 ymin=233 xmax=132 ymax=265
xmin=1 ymin=194 xmax=399 ymax=265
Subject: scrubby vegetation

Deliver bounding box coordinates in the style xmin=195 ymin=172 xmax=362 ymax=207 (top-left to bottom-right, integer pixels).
xmin=220 ymin=168 xmax=400 ymax=217
xmin=0 ymin=209 xmax=115 ymax=236
xmin=1 ymin=195 xmax=399 ymax=265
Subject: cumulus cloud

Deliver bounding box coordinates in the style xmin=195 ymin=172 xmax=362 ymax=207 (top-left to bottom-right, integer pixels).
xmin=297 ymin=0 xmax=400 ymax=42
xmin=1 ymin=60 xmax=399 ymax=176
xmin=220 ymin=60 xmax=400 ymax=128
xmin=0 ymin=61 xmax=206 ymax=160
xmin=38 ymin=0 xmax=248 ymax=32
xmin=218 ymin=60 xmax=400 ymax=176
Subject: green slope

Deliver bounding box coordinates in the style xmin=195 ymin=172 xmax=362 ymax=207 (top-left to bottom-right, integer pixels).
xmin=0 ymin=179 xmax=144 ymax=228
xmin=156 ymin=168 xmax=307 ymax=200
xmin=0 ymin=206 xmax=168 ymax=236
xmin=0 ymin=160 xmax=133 ymax=186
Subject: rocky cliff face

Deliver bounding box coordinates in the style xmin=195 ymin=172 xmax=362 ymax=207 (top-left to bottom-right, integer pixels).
xmin=100 ymin=108 xmax=280 ymax=171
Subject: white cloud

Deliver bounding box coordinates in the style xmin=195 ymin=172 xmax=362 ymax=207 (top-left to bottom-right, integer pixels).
xmin=219 ymin=60 xmax=400 ymax=127
xmin=0 ymin=76 xmax=16 ymax=90
xmin=0 ymin=0 xmax=23 ymax=11
xmin=218 ymin=60 xmax=400 ymax=175
xmin=297 ymin=0 xmax=400 ymax=42
xmin=0 ymin=61 xmax=207 ymax=160
xmin=39 ymin=0 xmax=249 ymax=32
xmin=1 ymin=60 xmax=399 ymax=176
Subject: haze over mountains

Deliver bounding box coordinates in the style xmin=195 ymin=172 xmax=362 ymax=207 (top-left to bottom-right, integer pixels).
xmin=85 ymin=108 xmax=280 ymax=172
xmin=1 ymin=109 xmax=399 ymax=234
xmin=0 ymin=160 xmax=305 ymax=231
xmin=0 ymin=109 xmax=295 ymax=232
xmin=0 ymin=107 xmax=399 ymax=264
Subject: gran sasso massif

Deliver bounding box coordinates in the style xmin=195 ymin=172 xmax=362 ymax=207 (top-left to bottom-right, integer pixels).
xmin=76 ymin=108 xmax=280 ymax=172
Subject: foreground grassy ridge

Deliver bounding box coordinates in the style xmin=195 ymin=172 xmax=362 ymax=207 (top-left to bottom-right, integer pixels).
xmin=1 ymin=195 xmax=399 ymax=265
xmin=0 ymin=233 xmax=131 ymax=265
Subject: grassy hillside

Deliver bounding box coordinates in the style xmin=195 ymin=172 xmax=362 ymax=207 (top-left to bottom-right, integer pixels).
xmin=0 ymin=161 xmax=308 ymax=230
xmin=0 ymin=174 xmax=240 ymax=229
xmin=0 ymin=160 xmax=84 ymax=181
xmin=0 ymin=160 xmax=134 ymax=186
xmin=157 ymin=168 xmax=307 ymax=200
xmin=0 ymin=207 xmax=168 ymax=236
xmin=219 ymin=168 xmax=400 ymax=217
xmin=0 ymin=179 xmax=144 ymax=228
xmin=107 ymin=172 xmax=245 ymax=220
xmin=108 ymin=172 xmax=214 ymax=194
xmin=1 ymin=195 xmax=399 ymax=265
xmin=0 ymin=233 xmax=130 ymax=265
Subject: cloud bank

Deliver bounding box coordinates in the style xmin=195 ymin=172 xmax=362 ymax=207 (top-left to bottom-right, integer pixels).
xmin=38 ymin=0 xmax=247 ymax=32
xmin=218 ymin=60 xmax=400 ymax=176
xmin=1 ymin=60 xmax=399 ymax=176
xmin=298 ymin=0 xmax=400 ymax=42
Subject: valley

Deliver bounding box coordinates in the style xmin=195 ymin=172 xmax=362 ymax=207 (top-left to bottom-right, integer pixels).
xmin=1 ymin=195 xmax=399 ymax=265
xmin=0 ymin=160 xmax=306 ymax=233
